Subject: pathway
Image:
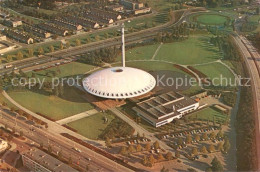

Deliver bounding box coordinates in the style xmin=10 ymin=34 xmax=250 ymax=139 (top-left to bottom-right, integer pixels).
xmin=56 ymin=109 xmax=98 ymax=125
xmin=151 ymin=42 xmax=163 ymax=60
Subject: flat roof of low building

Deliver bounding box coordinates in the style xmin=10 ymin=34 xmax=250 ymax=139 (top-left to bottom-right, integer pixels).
xmin=22 ymin=148 xmax=78 ymax=172
xmin=136 ymin=91 xmax=197 ymax=119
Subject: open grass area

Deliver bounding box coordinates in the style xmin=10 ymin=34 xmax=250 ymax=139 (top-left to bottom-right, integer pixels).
xmin=67 ymin=112 xmax=116 ymax=140
xmin=187 ymin=107 xmax=227 ymax=124
xmin=118 ymin=43 xmax=160 ymax=61
xmin=144 ymin=0 xmax=185 ymax=12
xmin=193 ymin=14 xmax=229 ymax=25
xmin=7 ymin=86 xmax=94 ymax=121
xmin=155 ymin=35 xmax=222 ymax=65
xmin=194 ymin=62 xmax=235 ymax=85
xmin=28 ymin=62 xmax=95 ymax=80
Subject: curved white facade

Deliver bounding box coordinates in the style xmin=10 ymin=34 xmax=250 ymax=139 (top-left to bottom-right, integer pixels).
xmin=82 ymin=67 xmax=156 ymax=99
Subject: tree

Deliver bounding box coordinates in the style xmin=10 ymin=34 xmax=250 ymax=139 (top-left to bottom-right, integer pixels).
xmin=217 ymin=142 xmax=223 ymax=151
xmin=68 ymin=157 xmax=72 ymax=164
xmin=145 ymin=143 xmax=151 ymax=151
xmin=154 ymin=141 xmax=160 ymax=149
xmin=75 ymin=39 xmax=81 ymax=46
xmin=49 ymin=45 xmax=55 ymax=52
xmin=186 ymin=135 xmax=192 ymax=144
xmin=211 ymin=156 xmax=224 ymax=171
xmin=195 ymin=134 xmax=200 ymax=142
xmin=157 ymin=153 xmax=164 ymax=161
xmin=17 ymin=51 xmax=23 ymax=60
xmin=142 ymin=155 xmax=148 ymax=165
xmin=95 ymin=35 xmax=100 ymax=41
xmin=28 ymin=49 xmax=34 ymax=57
xmin=148 ymin=154 xmax=156 ymax=166
xmin=59 ymin=42 xmax=64 ymax=50
xmin=175 ymin=150 xmax=180 ymax=158
xmin=200 ymin=146 xmax=208 ymax=154
xmin=19 ymin=130 xmax=23 ymax=137
xmin=165 ymin=152 xmax=173 ymax=160
xmin=161 ymin=166 xmax=169 ymax=172
xmin=216 ymin=130 xmax=224 ymax=139
xmin=85 ymin=165 xmax=89 ymax=171
xmin=202 ymin=133 xmax=208 ymax=140
xmin=66 ymin=41 xmax=70 ymax=48
xmin=128 ymin=145 xmax=136 ymax=153
xmin=6 ymin=55 xmax=12 ymax=62
xmin=48 ymin=145 xmax=52 ymax=153
xmin=191 ymin=147 xmax=198 ymax=155
xmin=209 ymin=132 xmax=216 ymax=140
xmin=136 ymin=144 xmax=142 ymax=152
xmin=208 ymin=144 xmax=215 ymax=153
xmin=58 ymin=150 xmax=62 ymax=159
xmin=40 ymin=142 xmax=43 ymax=148
xmin=119 ymin=146 xmax=128 ymax=155
xmin=223 ymin=138 xmax=230 ymax=153
xmin=105 ymin=137 xmax=111 ymax=147
xmin=38 ymin=47 xmax=44 ymax=55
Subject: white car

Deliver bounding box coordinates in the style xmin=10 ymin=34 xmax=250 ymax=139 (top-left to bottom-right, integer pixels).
xmin=73 ymin=147 xmax=82 ymax=153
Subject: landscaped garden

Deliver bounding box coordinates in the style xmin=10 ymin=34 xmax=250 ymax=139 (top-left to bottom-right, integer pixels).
xmin=190 ymin=13 xmax=230 ymax=25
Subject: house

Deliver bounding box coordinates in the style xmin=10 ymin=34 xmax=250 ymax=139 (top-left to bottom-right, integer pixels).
xmin=3 ymin=29 xmax=33 ymax=44
xmin=106 ymin=4 xmax=124 ymax=12
xmin=90 ymin=8 xmax=122 ymax=20
xmin=82 ymin=13 xmax=114 ymax=25
xmin=37 ymin=23 xmax=68 ymax=36
xmin=5 ymin=19 xmax=22 ymax=27
xmin=62 ymin=15 xmax=100 ymax=29
xmin=51 ymin=19 xmax=83 ymax=31
xmin=0 ymin=139 xmax=8 ymax=153
xmin=134 ymin=7 xmax=151 ymax=15
xmin=120 ymin=0 xmax=144 ymax=10
xmin=24 ymin=25 xmax=51 ymax=38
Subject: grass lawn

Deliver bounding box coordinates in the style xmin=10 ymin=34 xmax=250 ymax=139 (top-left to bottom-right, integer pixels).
xmin=187 ymin=107 xmax=227 ymax=124
xmin=117 ymin=43 xmax=160 ymax=61
xmin=124 ymin=61 xmax=186 ymax=74
xmin=194 ymin=62 xmax=235 ymax=85
xmin=7 ymin=86 xmax=94 ymax=121
xmin=67 ymin=112 xmax=116 ymax=140
xmin=28 ymin=62 xmax=95 ymax=80
xmin=194 ymin=14 xmax=229 ymax=25
xmin=154 ymin=35 xmax=222 ymax=65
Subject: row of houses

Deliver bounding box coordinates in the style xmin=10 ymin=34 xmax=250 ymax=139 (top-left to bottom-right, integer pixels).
xmin=51 ymin=19 xmax=83 ymax=31
xmin=3 ymin=29 xmax=33 ymax=44
xmin=37 ymin=23 xmax=69 ymax=36
xmin=61 ymin=15 xmax=100 ymax=29
xmin=24 ymin=25 xmax=51 ymax=38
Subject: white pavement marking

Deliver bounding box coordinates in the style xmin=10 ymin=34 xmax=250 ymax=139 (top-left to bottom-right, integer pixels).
xmin=56 ymin=109 xmax=98 ymax=125
xmin=151 ymin=42 xmax=163 ymax=60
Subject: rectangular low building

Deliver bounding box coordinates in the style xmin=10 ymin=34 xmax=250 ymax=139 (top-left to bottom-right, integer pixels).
xmin=22 ymin=148 xmax=78 ymax=172
xmin=133 ymin=91 xmax=199 ymax=127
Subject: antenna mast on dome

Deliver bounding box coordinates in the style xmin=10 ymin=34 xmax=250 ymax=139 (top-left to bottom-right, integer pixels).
xmin=121 ymin=23 xmax=126 ymax=67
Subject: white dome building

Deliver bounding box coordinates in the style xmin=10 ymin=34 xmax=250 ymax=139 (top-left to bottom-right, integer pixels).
xmin=82 ymin=67 xmax=156 ymax=99
xmin=82 ymin=24 xmax=156 ymax=99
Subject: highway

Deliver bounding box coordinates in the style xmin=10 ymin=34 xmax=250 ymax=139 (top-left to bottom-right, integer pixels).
xmin=0 ymin=106 xmax=134 ymax=172
xmin=233 ymin=35 xmax=260 ymax=170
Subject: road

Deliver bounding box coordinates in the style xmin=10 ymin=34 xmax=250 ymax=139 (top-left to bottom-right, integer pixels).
xmin=0 ymin=8 xmax=205 ymax=75
xmin=0 ymin=106 xmax=134 ymax=172
xmin=233 ymin=35 xmax=260 ymax=170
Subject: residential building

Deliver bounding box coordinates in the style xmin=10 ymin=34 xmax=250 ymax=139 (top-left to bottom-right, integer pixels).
xmin=24 ymin=25 xmax=51 ymax=38
xmin=4 ymin=19 xmax=22 ymax=27
xmin=106 ymin=4 xmax=124 ymax=12
xmin=37 ymin=23 xmax=68 ymax=36
xmin=120 ymin=0 xmax=144 ymax=10
xmin=3 ymin=29 xmax=33 ymax=44
xmin=21 ymin=148 xmax=78 ymax=172
xmin=0 ymin=139 xmax=8 ymax=153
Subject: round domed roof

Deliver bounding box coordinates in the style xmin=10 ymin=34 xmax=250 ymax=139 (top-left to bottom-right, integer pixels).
xmin=82 ymin=67 xmax=156 ymax=99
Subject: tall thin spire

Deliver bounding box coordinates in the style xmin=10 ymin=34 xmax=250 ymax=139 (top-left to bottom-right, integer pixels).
xmin=121 ymin=23 xmax=126 ymax=67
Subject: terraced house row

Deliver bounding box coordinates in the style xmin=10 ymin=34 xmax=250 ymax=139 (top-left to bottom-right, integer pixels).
xmin=3 ymin=29 xmax=33 ymax=44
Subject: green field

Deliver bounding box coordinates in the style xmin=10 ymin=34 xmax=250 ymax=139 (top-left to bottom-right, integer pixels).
xmin=67 ymin=112 xmax=116 ymax=140
xmin=194 ymin=62 xmax=235 ymax=85
xmin=8 ymin=86 xmax=94 ymax=121
xmin=193 ymin=14 xmax=229 ymax=25
xmin=118 ymin=44 xmax=160 ymax=61
xmin=155 ymin=35 xmax=222 ymax=65
xmin=187 ymin=107 xmax=227 ymax=123
xmin=121 ymin=35 xmax=222 ymax=65
xmin=28 ymin=62 xmax=95 ymax=80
